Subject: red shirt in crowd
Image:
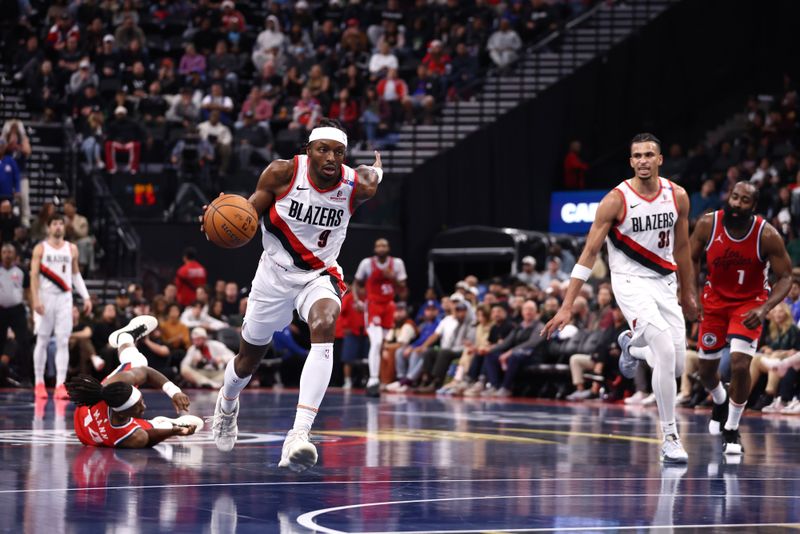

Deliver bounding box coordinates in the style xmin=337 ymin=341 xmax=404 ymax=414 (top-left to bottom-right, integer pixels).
xmin=564 ymin=151 xmax=589 ymax=189
xmin=329 ymin=99 xmax=359 ymax=125
xmin=175 ymin=260 xmax=207 ymax=306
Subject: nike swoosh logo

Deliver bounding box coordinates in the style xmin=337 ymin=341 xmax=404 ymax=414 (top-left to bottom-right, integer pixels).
xmin=629 ymin=203 xmax=640 ymax=209
xmin=296 ymin=186 xmax=309 ymax=190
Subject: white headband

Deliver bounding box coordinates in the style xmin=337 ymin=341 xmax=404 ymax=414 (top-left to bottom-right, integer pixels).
xmin=112 ymin=387 xmax=142 ymax=412
xmin=308 ymin=127 xmax=347 ymax=148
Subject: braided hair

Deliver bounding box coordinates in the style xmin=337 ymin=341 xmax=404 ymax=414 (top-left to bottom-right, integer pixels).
xmin=66 ymin=375 xmax=134 ymax=409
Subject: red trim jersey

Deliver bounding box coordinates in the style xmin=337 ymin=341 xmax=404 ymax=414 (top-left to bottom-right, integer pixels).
xmin=260 ymin=155 xmax=355 ymax=293
xmin=39 ymin=240 xmax=72 ymax=294
xmin=704 ymin=210 xmax=769 ymax=302
xmin=606 ymin=177 xmax=679 ymax=278
xmin=355 ymin=257 xmax=407 ymax=304
xmin=73 ymin=363 xmax=153 ymax=448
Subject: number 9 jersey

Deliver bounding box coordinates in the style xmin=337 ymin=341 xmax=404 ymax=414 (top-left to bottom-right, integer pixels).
xmin=260 ymin=154 xmax=357 ymax=281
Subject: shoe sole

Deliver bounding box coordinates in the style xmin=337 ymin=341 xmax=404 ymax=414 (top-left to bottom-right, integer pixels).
xmin=723 ymin=444 xmax=743 ymax=456
xmin=108 ymin=315 xmax=159 ymax=348
xmin=280 ymin=442 xmax=318 ymax=473
xmin=661 ymin=455 xmax=689 ymax=464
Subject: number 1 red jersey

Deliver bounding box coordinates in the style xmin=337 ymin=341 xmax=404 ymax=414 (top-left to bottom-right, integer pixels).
xmin=704 ymin=210 xmax=769 ymax=301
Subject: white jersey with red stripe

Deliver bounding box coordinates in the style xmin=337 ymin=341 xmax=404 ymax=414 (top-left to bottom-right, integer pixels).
xmin=39 ymin=240 xmax=73 ymax=294
xmin=259 ymin=154 xmax=356 ymax=286
xmin=606 ymin=177 xmax=679 ymax=279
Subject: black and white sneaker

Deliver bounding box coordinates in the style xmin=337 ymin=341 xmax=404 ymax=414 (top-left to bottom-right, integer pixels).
xmin=108 ymin=315 xmax=159 ymax=348
xmin=709 ymin=389 xmax=729 ymax=436
xmin=617 ymin=330 xmax=639 ymax=379
xmin=722 ymin=428 xmax=744 ymax=456
xmin=365 ymin=383 xmax=381 ymax=398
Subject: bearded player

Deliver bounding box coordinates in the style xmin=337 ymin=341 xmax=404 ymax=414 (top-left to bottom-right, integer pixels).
xmin=203 ymin=118 xmax=382 ymax=472
xmin=690 ymin=181 xmax=792 ymax=455
xmin=354 ymin=238 xmax=407 ymax=397
xmin=543 ymin=133 xmax=697 ymax=464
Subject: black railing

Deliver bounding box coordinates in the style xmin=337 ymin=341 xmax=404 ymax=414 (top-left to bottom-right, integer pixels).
xmin=90 ymin=173 xmax=141 ymax=279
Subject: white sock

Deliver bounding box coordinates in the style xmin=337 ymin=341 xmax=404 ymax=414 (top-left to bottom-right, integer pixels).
xmin=643 ymin=324 xmax=678 ymax=433
xmin=117 ymin=332 xmax=134 ymax=347
xmin=220 ymin=358 xmax=252 ymax=413
xmin=661 ymin=420 xmax=677 ymax=438
xmin=366 ymin=325 xmax=384 ymax=386
xmin=725 ymin=400 xmax=746 ymax=430
xmin=55 ymin=336 xmax=69 ymax=386
xmin=33 ymin=335 xmax=48 ymax=385
xmin=709 ymin=382 xmax=726 ymax=405
xmin=293 ymin=343 xmax=334 ymax=433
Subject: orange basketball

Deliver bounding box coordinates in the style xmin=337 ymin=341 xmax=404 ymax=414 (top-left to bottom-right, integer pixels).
xmin=203 ymin=194 xmax=259 ymax=249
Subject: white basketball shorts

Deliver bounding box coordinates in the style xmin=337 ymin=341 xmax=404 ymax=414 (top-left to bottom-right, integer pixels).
xmin=34 ymin=291 xmax=73 ymax=338
xmin=241 ymin=253 xmax=344 ymax=346
xmin=611 ymin=272 xmax=685 ymax=338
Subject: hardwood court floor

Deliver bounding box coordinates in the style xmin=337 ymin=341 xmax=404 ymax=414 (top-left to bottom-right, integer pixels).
xmin=3 ymin=388 xmax=799 ymax=533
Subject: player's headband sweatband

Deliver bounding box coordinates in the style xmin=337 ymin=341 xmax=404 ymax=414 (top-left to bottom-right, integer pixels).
xmin=308 ymin=127 xmax=348 ymax=148
xmin=111 ymin=387 xmax=142 ymax=412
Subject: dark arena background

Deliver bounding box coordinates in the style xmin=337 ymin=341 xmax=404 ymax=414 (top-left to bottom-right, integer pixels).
xmin=2 ymin=0 xmax=800 ymax=532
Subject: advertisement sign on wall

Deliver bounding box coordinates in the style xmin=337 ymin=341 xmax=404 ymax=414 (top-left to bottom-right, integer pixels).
xmin=549 ymin=190 xmax=606 ymax=234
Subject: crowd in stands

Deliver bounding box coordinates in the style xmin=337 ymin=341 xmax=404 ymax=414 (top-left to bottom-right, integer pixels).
xmin=4 ymin=2 xmax=800 ymax=419
xmin=8 ymin=0 xmax=585 ymax=198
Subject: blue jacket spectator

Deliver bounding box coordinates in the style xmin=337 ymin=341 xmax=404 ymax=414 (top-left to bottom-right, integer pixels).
xmin=0 ymin=141 xmax=21 ymax=200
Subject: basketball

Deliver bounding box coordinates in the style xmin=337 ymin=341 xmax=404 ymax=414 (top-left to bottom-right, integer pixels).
xmin=203 ymin=194 xmax=258 ymax=249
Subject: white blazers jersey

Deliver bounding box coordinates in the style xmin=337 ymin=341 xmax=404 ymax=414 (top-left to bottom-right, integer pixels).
xmin=39 ymin=240 xmax=73 ymax=294
xmin=606 ymin=177 xmax=679 ymax=278
xmin=260 ymin=154 xmax=356 ymax=288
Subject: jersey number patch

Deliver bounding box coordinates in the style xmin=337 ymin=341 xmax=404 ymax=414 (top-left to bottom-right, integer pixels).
xmin=657 ymin=231 xmax=670 ymax=249
xmin=318 ymin=230 xmax=331 ymax=248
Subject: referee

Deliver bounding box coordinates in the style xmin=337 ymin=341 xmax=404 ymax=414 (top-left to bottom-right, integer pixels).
xmin=0 ymin=243 xmax=32 ymax=386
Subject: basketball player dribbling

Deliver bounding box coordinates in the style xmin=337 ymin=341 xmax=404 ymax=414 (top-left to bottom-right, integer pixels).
xmin=354 ymin=238 xmax=407 ymax=397
xmin=690 ymin=181 xmax=792 ymax=455
xmin=543 ymin=133 xmax=698 ymax=463
xmin=203 ymin=119 xmax=382 ymax=472
xmin=30 ymin=214 xmax=92 ymax=400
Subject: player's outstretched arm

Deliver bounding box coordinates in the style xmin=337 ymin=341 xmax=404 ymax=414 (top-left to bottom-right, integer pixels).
xmin=541 ymin=190 xmax=622 ymax=339
xmin=353 ymin=150 xmax=382 ymax=204
xmin=742 ymin=223 xmax=793 ymax=329
xmin=117 ymin=425 xmax=197 ymax=449
xmin=106 ymin=366 xmax=191 ymax=413
xmin=672 ymin=186 xmax=698 ymax=321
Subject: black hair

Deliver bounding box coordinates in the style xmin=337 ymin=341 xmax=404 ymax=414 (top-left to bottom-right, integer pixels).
xmin=47 ymin=213 xmax=65 ymax=225
xmin=66 ymin=375 xmax=134 ymax=409
xmin=317 ymin=118 xmax=345 ymax=132
xmin=183 ymin=247 xmax=197 ymax=260
xmin=630 ymin=133 xmax=662 ymax=151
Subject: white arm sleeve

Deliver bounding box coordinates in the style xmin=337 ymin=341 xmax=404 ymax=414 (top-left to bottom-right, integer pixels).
xmin=72 ymin=272 xmax=90 ymax=301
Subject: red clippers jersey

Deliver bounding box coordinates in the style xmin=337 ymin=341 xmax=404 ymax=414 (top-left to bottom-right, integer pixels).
xmin=366 ymin=258 xmax=396 ymax=304
xmin=705 ymin=210 xmax=769 ymax=302
xmin=73 ymin=363 xmax=153 ymax=447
